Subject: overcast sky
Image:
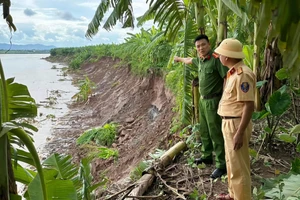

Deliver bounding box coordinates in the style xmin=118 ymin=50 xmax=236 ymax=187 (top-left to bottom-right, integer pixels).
xmin=0 ymin=0 xmax=151 ymax=47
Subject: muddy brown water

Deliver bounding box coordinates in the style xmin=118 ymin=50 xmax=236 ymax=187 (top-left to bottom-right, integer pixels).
xmin=1 ymin=54 xmax=78 ymax=153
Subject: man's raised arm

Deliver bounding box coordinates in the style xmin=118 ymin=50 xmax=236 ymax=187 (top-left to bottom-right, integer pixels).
xmin=174 ymin=56 xmax=193 ymax=65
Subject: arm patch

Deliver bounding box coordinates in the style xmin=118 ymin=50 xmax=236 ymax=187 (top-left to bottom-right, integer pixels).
xmin=237 ymin=67 xmax=243 ymax=75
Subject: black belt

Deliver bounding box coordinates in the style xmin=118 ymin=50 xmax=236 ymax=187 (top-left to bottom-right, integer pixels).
xmin=221 ymin=116 xmax=241 ymax=119
xmin=201 ymin=92 xmax=222 ymax=99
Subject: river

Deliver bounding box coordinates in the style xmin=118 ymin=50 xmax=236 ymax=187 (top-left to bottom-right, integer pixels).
xmin=0 ymin=54 xmax=78 ymax=152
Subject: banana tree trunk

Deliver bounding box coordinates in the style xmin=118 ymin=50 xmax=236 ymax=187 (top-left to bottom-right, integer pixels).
xmin=0 ymin=136 xmax=9 ymax=200
xmin=253 ymin=23 xmax=261 ymax=111
xmin=260 ymin=37 xmax=283 ymax=106
xmin=217 ymin=0 xmax=228 ymax=44
xmin=159 ymin=141 xmax=187 ymax=168
xmin=127 ymin=141 xmax=187 ymax=199
xmin=0 ymin=62 xmax=10 ymax=200
xmin=192 ymin=79 xmax=200 ymax=142
xmin=194 ymin=0 xmax=205 ymax=34
xmin=193 ymin=1 xmax=205 ymax=141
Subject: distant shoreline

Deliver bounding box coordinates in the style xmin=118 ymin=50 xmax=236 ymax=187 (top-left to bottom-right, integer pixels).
xmin=0 ymin=50 xmax=51 ymax=54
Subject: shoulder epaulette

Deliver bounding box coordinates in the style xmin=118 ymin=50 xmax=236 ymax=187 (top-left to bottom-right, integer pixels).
xmin=212 ymin=52 xmax=219 ymax=59
xmin=237 ymin=67 xmax=243 ymax=75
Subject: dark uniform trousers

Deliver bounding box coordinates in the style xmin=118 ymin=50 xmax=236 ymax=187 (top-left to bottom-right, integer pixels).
xmin=199 ymin=95 xmax=226 ymax=169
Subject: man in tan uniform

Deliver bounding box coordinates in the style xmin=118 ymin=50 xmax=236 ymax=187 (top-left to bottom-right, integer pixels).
xmin=214 ymin=38 xmax=255 ymax=200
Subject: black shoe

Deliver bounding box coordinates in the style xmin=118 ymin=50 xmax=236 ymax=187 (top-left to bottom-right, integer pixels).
xmin=194 ymin=157 xmax=213 ymax=165
xmin=210 ymin=168 xmax=227 ymax=179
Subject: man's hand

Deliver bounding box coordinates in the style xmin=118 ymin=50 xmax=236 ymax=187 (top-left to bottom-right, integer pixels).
xmin=233 ymin=132 xmax=243 ymax=150
xmin=173 ymin=56 xmax=193 ymax=64
xmin=174 ymin=56 xmax=180 ymax=63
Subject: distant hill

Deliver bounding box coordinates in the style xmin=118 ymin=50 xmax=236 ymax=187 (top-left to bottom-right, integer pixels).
xmin=0 ymin=43 xmax=56 ymax=51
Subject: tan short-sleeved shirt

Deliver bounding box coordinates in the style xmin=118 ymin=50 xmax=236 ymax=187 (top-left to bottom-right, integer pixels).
xmin=218 ymin=61 xmax=255 ymax=117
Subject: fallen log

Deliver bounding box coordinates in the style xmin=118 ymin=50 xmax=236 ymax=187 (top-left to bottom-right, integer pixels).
xmin=159 ymin=141 xmax=187 ymax=169
xmin=127 ymin=141 xmax=187 ymax=200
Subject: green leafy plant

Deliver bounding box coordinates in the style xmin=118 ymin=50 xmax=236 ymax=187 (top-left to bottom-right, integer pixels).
xmin=77 ymin=123 xmax=118 ymax=147
xmin=189 ymin=189 xmax=207 ymax=200
xmin=41 ymin=154 xmax=107 ymax=200
xmin=252 ymin=86 xmax=292 ymax=146
xmin=73 ymin=76 xmax=96 ymax=103
xmin=96 ymin=147 xmax=118 ymax=160
xmin=129 ymin=160 xmax=152 ymax=181
xmin=130 ymin=149 xmax=165 ymax=181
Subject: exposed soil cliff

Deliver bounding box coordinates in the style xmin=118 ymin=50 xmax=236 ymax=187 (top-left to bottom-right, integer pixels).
xmin=43 ymin=56 xmax=178 ymax=186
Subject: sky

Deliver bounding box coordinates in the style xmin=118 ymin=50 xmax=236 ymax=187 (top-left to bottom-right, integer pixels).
xmin=0 ymin=0 xmax=151 ymax=47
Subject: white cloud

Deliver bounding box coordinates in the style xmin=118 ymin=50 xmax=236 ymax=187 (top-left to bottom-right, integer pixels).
xmin=77 ymin=2 xmax=99 ymax=10
xmin=0 ymin=0 xmax=152 ymax=47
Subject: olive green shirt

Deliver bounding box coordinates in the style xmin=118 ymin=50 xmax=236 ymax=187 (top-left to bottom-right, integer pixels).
xmin=192 ymin=51 xmax=228 ymax=96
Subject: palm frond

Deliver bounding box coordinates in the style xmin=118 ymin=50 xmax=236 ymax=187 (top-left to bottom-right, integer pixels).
xmin=85 ymin=0 xmax=110 ymax=38
xmin=136 ymin=8 xmax=154 ymax=27
xmin=43 ymin=153 xmax=78 ymax=180
xmin=144 ymin=0 xmax=187 ymax=41
xmin=86 ymin=0 xmax=134 ymax=39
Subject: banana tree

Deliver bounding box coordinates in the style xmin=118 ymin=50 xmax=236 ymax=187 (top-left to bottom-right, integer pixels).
xmin=0 ymin=61 xmax=47 ymax=199
xmin=222 ymin=0 xmax=300 ymax=109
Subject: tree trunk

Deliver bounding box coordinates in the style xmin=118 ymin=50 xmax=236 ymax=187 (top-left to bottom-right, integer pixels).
xmin=127 ymin=141 xmax=187 ymax=199
xmin=0 ymin=135 xmax=9 ymax=200
xmin=194 ymin=1 xmax=205 ymax=34
xmin=159 ymin=141 xmax=187 ymax=168
xmin=253 ymin=23 xmax=261 ymax=111
xmin=128 ymin=174 xmax=155 ymax=198
xmin=8 ymin=145 xmax=17 ymax=195
xmin=260 ymin=38 xmax=283 ymax=106
xmin=193 ymin=1 xmax=205 ymax=141
xmin=217 ymin=0 xmax=228 ymax=45
xmin=192 ymin=79 xmax=200 ymax=142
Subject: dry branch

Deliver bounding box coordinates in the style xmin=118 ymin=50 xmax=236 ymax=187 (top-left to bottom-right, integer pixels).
xmin=106 ymin=183 xmax=136 ymax=199
xmin=156 ymin=170 xmax=186 ymax=200
xmin=127 ymin=141 xmax=187 ymax=199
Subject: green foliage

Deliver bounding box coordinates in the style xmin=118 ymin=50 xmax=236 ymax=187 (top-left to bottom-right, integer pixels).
xmin=252 ymin=187 xmax=266 ymax=200
xmin=0 ymin=61 xmax=47 ymax=199
xmin=267 ymin=91 xmax=291 ymax=116
xmin=82 ymin=144 xmax=119 ymax=161
xmin=41 ymin=154 xmax=107 ymax=200
xmin=243 ymin=45 xmax=254 ymax=69
xmin=130 ymin=149 xmax=165 ymax=181
xmin=130 ymin=160 xmax=151 ymax=181
xmin=264 ymin=174 xmax=300 ymax=199
xmin=189 ymin=189 xmax=207 ymax=200
xmin=78 ymin=158 xmax=107 ymax=200
xmin=77 ymin=123 xmax=118 ymax=147
xmin=96 ymin=147 xmax=118 ymax=160
xmin=73 ymin=76 xmax=96 ymax=103
xmin=113 ymin=27 xmax=173 ymax=75
xmin=252 ymin=86 xmax=292 ymax=145
xmin=254 ymin=158 xmax=300 ymax=199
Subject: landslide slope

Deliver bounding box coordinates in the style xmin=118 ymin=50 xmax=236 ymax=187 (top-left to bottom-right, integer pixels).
xmin=44 ymin=56 xmax=177 ymax=185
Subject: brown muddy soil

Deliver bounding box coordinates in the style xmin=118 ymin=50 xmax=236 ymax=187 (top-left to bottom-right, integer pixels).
xmin=42 ymin=57 xmax=296 ymax=200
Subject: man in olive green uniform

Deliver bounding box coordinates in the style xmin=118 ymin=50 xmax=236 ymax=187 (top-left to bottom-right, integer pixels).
xmin=174 ymin=35 xmax=228 ymax=179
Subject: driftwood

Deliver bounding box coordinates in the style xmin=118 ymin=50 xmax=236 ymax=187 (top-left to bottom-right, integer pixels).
xmin=127 ymin=141 xmax=187 ymax=200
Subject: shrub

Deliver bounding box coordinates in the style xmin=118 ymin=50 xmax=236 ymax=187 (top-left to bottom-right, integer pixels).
xmin=76 ymin=123 xmax=118 ymax=147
